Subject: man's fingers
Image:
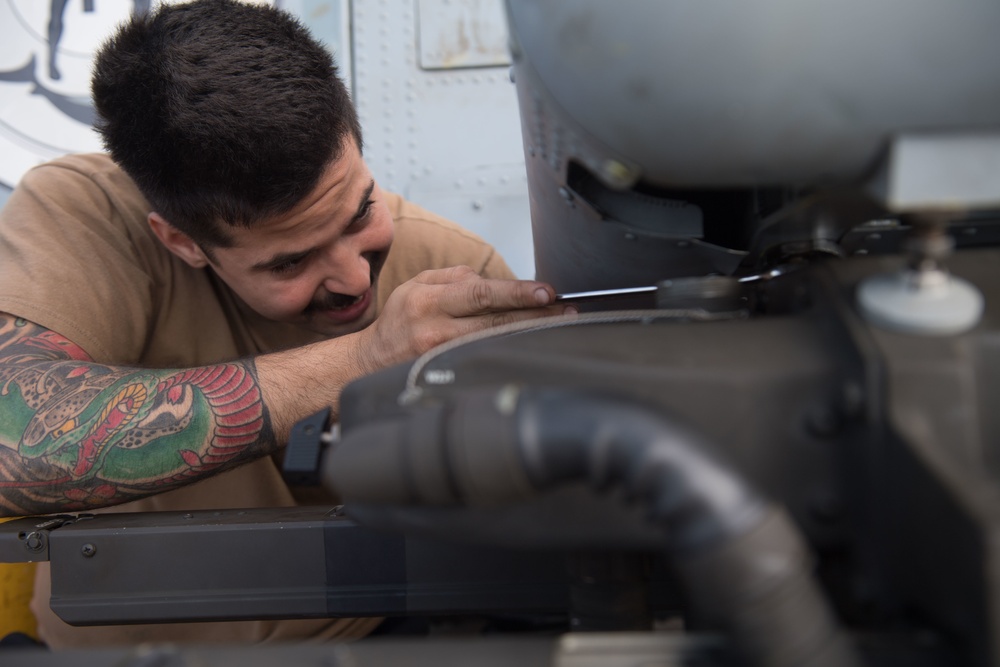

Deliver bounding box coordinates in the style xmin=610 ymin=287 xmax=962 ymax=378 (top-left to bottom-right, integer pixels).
xmin=369 ymin=272 xmax=571 ymax=367
xmin=439 ymin=277 xmax=556 ymax=316
xmin=410 ymin=268 xmax=557 ymax=315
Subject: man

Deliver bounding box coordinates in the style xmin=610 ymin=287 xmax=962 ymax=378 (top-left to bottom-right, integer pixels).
xmin=0 ymin=0 xmax=569 ymax=646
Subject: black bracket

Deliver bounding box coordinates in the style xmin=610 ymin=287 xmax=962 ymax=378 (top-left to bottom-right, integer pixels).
xmin=282 ymin=407 xmax=333 ymax=486
xmin=0 ymin=514 xmax=92 ymax=562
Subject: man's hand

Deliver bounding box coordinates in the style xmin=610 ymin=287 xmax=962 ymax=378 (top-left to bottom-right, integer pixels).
xmin=357 ymin=266 xmax=572 ymax=372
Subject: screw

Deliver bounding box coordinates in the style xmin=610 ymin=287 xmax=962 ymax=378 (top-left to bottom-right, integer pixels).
xmin=23 ymin=532 xmax=45 ymax=553
xmin=81 ymin=543 xmax=97 ymax=558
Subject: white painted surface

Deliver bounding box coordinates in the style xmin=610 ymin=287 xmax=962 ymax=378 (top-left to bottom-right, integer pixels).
xmin=353 ymin=0 xmax=533 ymax=277
xmin=0 ymin=0 xmax=535 ymax=279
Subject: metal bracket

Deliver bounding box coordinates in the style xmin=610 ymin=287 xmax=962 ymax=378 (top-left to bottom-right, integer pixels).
xmin=0 ymin=514 xmax=92 ymax=562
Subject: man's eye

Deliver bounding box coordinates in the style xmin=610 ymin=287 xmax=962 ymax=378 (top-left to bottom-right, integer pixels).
xmin=271 ymin=257 xmax=305 ymax=275
xmin=350 ymin=200 xmax=375 ymax=229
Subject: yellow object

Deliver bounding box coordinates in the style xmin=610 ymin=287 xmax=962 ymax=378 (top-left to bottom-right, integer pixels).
xmin=0 ymin=518 xmax=38 ymax=640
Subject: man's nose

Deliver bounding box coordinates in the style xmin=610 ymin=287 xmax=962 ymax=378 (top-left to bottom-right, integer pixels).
xmin=322 ymin=248 xmax=371 ymax=296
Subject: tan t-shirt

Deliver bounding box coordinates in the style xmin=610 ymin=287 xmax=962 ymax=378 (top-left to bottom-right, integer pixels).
xmin=0 ymin=153 xmax=515 ymax=646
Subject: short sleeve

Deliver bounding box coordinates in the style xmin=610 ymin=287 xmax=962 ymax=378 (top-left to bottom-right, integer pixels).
xmin=0 ymin=155 xmax=157 ymax=363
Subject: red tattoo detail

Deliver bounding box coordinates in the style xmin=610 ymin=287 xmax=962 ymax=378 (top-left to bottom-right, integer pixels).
xmin=64 ymin=484 xmax=117 ymax=504
xmin=74 ymin=395 xmax=137 ymax=477
xmin=23 ymin=331 xmax=90 ymax=360
xmin=155 ymin=365 xmax=265 ymax=484
xmin=180 ymin=449 xmax=202 ymax=467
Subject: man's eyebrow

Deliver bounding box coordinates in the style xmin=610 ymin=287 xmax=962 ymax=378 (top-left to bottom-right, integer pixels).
xmin=251 ymin=180 xmax=377 ymax=272
xmin=350 ymin=180 xmax=376 ymax=225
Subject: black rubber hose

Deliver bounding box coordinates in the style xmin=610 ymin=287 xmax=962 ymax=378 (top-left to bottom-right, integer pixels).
xmin=514 ymin=390 xmax=765 ymax=554
xmin=327 ymin=386 xmax=859 ymax=667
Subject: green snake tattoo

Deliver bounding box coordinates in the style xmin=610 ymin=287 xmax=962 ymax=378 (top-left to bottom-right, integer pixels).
xmin=0 ymin=319 xmax=270 ymax=513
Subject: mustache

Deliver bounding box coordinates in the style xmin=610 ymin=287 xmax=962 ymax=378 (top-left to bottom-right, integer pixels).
xmin=305 ymin=258 xmax=383 ymax=313
xmin=309 ymin=290 xmax=362 ymax=311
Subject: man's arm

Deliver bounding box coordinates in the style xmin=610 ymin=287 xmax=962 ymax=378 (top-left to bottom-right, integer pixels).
xmin=0 ymin=313 xmax=277 ymax=516
xmin=0 ymin=267 xmax=568 ymax=517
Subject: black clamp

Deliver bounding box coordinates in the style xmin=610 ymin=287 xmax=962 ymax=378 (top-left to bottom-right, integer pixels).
xmin=282 ymin=407 xmax=333 ymax=486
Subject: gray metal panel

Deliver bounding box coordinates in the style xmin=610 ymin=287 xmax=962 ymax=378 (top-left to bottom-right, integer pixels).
xmin=417 ymin=0 xmax=511 ymax=70
xmin=505 ymin=0 xmax=1000 ymax=189
xmin=352 ymin=0 xmax=534 ymax=278
xmin=47 ymin=508 xmax=331 ymax=624
xmin=20 ymin=507 xmax=586 ymax=625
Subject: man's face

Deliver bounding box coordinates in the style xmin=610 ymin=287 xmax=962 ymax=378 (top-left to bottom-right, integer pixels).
xmin=204 ymin=139 xmax=395 ymax=337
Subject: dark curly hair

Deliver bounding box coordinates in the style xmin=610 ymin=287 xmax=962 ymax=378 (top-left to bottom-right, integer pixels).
xmin=92 ymin=0 xmax=363 ymax=247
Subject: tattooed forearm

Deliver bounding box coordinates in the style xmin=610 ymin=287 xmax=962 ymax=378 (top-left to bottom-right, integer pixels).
xmin=0 ymin=315 xmax=276 ymax=516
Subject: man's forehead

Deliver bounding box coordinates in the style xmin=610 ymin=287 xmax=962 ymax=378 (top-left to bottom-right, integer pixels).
xmin=229 ymin=149 xmax=369 ymax=247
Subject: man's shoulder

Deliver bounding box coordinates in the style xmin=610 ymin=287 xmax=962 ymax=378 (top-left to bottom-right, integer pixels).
xmin=379 ymin=191 xmax=515 ymax=290
xmin=16 ymin=153 xmax=151 ymax=231
xmin=383 ymin=190 xmax=495 ymax=252
xmin=24 ymin=152 xmax=128 ymax=186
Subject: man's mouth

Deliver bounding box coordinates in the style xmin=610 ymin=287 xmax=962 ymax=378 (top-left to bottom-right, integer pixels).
xmin=306 ymin=260 xmax=384 ymax=325
xmin=320 ymin=288 xmax=374 ymax=324
xmin=307 ymin=287 xmax=374 ymax=325
xmin=322 ymin=293 xmax=364 ymax=310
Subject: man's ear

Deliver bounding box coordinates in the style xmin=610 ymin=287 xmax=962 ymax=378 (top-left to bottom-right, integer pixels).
xmin=148 ymin=213 xmax=212 ymax=268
